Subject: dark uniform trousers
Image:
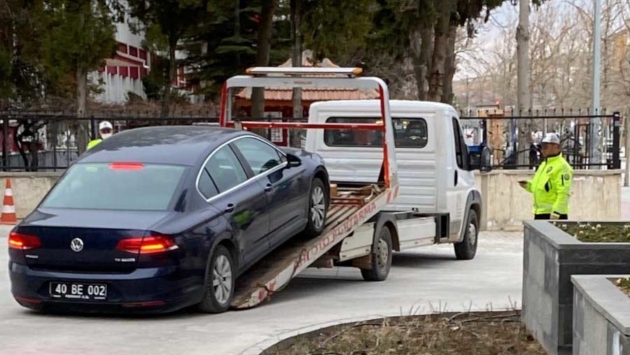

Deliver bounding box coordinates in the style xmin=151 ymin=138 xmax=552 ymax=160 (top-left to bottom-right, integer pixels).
xmin=534 ymin=214 xmax=568 ymax=220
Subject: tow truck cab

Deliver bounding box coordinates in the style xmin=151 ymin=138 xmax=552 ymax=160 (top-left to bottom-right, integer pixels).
xmin=305 ymin=100 xmax=490 ymax=255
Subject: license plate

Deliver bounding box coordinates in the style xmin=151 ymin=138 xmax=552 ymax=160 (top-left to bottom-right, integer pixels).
xmin=49 ymin=282 xmax=107 ymax=301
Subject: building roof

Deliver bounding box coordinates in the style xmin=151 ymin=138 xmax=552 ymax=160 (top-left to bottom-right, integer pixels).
xmin=235 ymin=50 xmax=380 ymax=102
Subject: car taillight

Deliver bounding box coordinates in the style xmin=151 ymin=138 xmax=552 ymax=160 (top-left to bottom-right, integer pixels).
xmin=8 ymin=232 xmax=41 ymax=250
xmin=116 ymin=236 xmax=178 ymax=254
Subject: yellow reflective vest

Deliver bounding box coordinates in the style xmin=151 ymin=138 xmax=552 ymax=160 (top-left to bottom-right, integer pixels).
xmin=525 ymin=154 xmax=574 ymax=215
xmin=86 ymin=138 xmax=102 ymax=151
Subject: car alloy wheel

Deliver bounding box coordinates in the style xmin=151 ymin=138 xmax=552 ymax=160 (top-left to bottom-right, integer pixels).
xmin=212 ymin=254 xmax=233 ymax=305
xmin=311 ymin=185 xmax=326 ymax=230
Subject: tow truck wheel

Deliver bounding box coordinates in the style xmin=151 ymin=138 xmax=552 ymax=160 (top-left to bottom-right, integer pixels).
xmin=303 ymin=178 xmax=328 ymax=239
xmin=361 ymin=227 xmax=393 ymax=282
xmin=198 ymin=245 xmax=235 ymax=313
xmin=454 ymin=209 xmax=479 ymax=260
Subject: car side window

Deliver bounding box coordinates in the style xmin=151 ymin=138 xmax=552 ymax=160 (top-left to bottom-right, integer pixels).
xmin=205 ymin=146 xmax=248 ymax=193
xmin=198 ymin=169 xmax=219 ymax=199
xmin=232 ymin=137 xmax=284 ymax=175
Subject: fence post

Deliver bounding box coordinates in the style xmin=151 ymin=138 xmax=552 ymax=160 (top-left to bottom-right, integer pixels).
xmin=612 ymin=111 xmax=621 ymax=169
xmin=1 ymin=115 xmax=7 ymax=171
xmin=90 ymin=116 xmax=97 ymax=140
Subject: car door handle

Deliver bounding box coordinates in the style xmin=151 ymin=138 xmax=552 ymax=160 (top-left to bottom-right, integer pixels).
xmin=264 ymin=183 xmax=272 ymax=192
xmin=225 ymin=204 xmax=235 ymax=213
xmin=454 ymin=170 xmax=458 ymax=186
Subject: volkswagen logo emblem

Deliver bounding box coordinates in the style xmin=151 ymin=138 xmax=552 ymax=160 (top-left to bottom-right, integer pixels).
xmin=70 ymin=238 xmax=84 ymax=252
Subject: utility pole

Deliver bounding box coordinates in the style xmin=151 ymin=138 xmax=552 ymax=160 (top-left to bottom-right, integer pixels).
xmin=290 ymin=0 xmax=303 ymax=148
xmin=590 ymin=0 xmax=602 ymax=168
xmin=516 ymin=0 xmax=531 ymax=166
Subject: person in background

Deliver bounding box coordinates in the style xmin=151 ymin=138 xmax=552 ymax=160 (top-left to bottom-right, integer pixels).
xmin=87 ymin=121 xmax=114 ymax=151
xmin=519 ymin=133 xmax=573 ymax=220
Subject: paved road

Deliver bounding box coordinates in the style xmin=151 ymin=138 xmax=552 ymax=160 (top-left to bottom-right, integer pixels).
xmin=0 ymin=229 xmax=523 ymax=355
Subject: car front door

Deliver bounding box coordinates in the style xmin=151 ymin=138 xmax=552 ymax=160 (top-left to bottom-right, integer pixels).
xmin=230 ymin=137 xmax=306 ymax=249
xmin=199 ymin=144 xmax=270 ymax=268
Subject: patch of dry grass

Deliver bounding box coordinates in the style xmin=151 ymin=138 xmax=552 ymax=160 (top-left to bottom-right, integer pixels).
xmin=612 ymin=277 xmax=630 ymax=299
xmin=263 ymin=311 xmax=546 ymax=355
xmin=555 ymin=222 xmax=630 ymax=243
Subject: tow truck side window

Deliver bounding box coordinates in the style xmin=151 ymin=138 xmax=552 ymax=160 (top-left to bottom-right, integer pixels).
xmin=324 ymin=117 xmax=428 ymax=148
xmin=452 ymin=117 xmax=469 ymax=169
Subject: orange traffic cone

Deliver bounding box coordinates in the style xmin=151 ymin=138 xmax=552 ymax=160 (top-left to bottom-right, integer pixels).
xmin=1 ymin=178 xmax=17 ymax=225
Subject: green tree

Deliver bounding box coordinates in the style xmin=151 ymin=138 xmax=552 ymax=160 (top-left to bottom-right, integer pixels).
xmin=301 ymin=0 xmax=374 ymax=61
xmin=36 ymin=0 xmax=117 ymax=152
xmin=186 ymin=0 xmax=290 ymax=100
xmin=126 ymin=0 xmax=210 ymax=117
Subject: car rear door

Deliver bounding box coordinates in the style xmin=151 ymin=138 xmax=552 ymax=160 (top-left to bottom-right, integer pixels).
xmin=230 ymin=137 xmax=306 ymax=249
xmin=199 ymin=144 xmax=271 ymax=266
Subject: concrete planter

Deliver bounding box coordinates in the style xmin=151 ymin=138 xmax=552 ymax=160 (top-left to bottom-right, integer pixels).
xmin=522 ymin=221 xmax=630 ymax=355
xmin=572 ymin=275 xmax=630 ymax=355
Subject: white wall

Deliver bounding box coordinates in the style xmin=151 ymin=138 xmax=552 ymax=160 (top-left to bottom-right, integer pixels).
xmin=91 ymin=0 xmax=148 ymax=104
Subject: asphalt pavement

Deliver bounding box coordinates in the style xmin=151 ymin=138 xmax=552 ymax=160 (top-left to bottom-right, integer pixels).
xmin=0 ymin=228 xmax=524 ymax=355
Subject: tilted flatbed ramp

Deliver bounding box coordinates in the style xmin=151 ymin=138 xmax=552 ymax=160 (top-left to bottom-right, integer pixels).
xmin=221 ymin=66 xmax=400 ymax=310
xmin=231 ymin=185 xmax=399 ymax=309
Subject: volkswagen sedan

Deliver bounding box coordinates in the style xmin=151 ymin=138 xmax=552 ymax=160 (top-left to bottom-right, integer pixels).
xmin=8 ymin=126 xmax=329 ymax=314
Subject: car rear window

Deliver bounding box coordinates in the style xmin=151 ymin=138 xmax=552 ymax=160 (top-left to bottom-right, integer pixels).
xmin=41 ymin=163 xmax=187 ymax=211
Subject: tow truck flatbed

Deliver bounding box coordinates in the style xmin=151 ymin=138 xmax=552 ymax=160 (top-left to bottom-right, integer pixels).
xmin=231 ymin=184 xmax=399 ymax=309
xmin=221 ymin=66 xmax=400 ymax=310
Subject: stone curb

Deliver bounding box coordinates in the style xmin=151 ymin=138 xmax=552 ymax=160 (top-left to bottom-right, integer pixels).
xmin=239 ymin=306 xmax=519 ymax=355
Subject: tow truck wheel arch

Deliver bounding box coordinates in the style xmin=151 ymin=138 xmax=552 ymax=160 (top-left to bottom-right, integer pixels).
xmin=457 ymin=190 xmax=482 ymax=244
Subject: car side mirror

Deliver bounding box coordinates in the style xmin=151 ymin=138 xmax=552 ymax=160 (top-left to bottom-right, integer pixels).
xmin=467 ymin=146 xmax=492 ymax=172
xmin=286 ymin=153 xmax=302 ymax=167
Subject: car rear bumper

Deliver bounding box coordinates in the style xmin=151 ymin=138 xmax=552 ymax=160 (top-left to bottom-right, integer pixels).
xmin=8 ymin=261 xmax=204 ymax=314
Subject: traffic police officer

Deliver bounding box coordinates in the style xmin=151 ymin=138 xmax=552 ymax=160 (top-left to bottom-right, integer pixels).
xmin=87 ymin=121 xmax=114 ymax=150
xmin=519 ymin=133 xmax=573 ymax=220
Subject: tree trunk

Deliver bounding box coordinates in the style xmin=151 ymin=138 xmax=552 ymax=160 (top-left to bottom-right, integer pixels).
xmin=410 ymin=25 xmax=433 ymax=101
xmin=427 ymin=1 xmax=451 ymax=102
xmin=290 ymin=0 xmax=302 ymax=147
xmin=161 ymin=42 xmax=177 ymax=118
xmin=235 ymin=0 xmax=241 ymax=67
xmin=76 ymin=68 xmax=89 ymax=155
xmin=516 ymin=0 xmax=532 ymax=166
xmin=251 ymin=0 xmax=277 ymax=123
xmin=625 ymin=114 xmax=629 ymax=186
xmin=441 ymin=25 xmax=457 ymax=104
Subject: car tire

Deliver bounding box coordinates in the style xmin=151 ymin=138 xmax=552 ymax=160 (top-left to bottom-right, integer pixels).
xmin=302 ymin=178 xmax=328 ymax=239
xmin=454 ymin=209 xmax=479 ymax=260
xmin=361 ymin=226 xmax=393 ymax=282
xmin=198 ymin=245 xmax=235 ymax=314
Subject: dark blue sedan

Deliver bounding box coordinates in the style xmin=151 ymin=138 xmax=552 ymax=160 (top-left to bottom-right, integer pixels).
xmin=8 ymin=126 xmax=330 ymax=314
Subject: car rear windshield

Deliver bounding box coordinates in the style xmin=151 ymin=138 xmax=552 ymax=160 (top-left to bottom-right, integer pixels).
xmin=41 ymin=163 xmax=187 ymax=211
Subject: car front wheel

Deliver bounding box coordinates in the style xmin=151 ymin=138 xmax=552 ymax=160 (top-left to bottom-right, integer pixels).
xmin=198 ymin=245 xmax=235 ymax=313
xmin=303 ymin=178 xmax=328 ymax=239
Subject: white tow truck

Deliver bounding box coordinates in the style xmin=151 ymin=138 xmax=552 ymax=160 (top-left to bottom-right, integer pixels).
xmin=219 ymin=67 xmax=490 ymax=310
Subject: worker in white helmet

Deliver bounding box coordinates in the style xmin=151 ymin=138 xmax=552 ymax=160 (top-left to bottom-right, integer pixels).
xmin=87 ymin=121 xmax=114 ymax=151
xmin=519 ymin=133 xmax=574 ymax=219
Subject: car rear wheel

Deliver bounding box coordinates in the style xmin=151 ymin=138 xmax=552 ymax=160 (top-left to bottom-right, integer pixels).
xmin=198 ymin=245 xmax=235 ymax=313
xmin=303 ymin=178 xmax=328 ymax=239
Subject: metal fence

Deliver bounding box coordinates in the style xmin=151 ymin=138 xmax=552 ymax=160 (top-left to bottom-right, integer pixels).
xmin=0 ymin=108 xmax=623 ymax=171
xmin=0 ymin=111 xmax=220 ymax=171
xmin=459 ymin=109 xmax=622 ymax=170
